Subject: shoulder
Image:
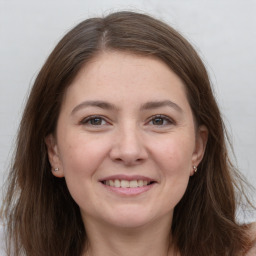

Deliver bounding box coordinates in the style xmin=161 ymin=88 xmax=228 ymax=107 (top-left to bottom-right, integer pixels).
xmin=245 ymin=222 xmax=256 ymax=256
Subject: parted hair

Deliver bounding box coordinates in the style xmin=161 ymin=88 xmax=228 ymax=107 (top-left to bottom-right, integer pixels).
xmin=1 ymin=11 xmax=254 ymax=256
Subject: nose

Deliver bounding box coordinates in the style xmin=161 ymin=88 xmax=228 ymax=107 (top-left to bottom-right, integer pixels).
xmin=109 ymin=124 xmax=148 ymax=166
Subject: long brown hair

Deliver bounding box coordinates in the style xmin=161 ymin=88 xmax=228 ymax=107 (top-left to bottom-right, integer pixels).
xmin=1 ymin=11 xmax=254 ymax=256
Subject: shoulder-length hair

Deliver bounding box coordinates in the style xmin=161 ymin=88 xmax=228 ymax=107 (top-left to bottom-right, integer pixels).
xmin=1 ymin=11 xmax=253 ymax=256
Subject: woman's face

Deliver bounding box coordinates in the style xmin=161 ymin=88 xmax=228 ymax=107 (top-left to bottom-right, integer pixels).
xmin=46 ymin=51 xmax=207 ymax=229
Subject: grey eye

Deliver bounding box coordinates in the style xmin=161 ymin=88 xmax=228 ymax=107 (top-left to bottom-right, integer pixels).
xmin=89 ymin=117 xmax=104 ymax=125
xmin=81 ymin=116 xmax=107 ymax=126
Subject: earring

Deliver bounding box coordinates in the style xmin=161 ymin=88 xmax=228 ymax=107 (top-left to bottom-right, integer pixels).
xmin=193 ymin=166 xmax=197 ymax=173
xmin=53 ymin=167 xmax=59 ymax=172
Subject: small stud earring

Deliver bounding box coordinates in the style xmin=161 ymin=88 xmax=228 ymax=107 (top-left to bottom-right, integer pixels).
xmin=193 ymin=166 xmax=197 ymax=173
xmin=53 ymin=167 xmax=59 ymax=172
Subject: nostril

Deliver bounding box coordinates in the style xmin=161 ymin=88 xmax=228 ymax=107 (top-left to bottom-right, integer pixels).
xmin=114 ymin=158 xmax=123 ymax=162
xmin=113 ymin=156 xmax=144 ymax=164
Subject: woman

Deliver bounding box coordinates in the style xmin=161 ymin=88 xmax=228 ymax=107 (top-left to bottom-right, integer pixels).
xmin=1 ymin=11 xmax=255 ymax=256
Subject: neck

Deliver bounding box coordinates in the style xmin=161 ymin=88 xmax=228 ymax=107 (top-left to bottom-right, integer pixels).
xmin=82 ymin=215 xmax=176 ymax=256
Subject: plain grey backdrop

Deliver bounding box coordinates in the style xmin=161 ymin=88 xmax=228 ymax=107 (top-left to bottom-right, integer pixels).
xmin=1 ymin=0 xmax=255 ymax=220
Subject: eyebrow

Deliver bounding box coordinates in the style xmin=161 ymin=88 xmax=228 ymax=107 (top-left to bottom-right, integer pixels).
xmin=140 ymin=100 xmax=183 ymax=112
xmin=71 ymin=100 xmax=118 ymax=115
xmin=71 ymin=99 xmax=183 ymax=115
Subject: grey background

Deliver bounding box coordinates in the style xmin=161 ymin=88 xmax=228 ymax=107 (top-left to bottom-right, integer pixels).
xmin=1 ymin=0 xmax=255 ymax=220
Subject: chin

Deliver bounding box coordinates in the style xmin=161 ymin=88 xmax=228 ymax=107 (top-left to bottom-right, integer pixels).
xmin=108 ymin=216 xmax=153 ymax=229
xmin=101 ymin=205 xmax=168 ymax=229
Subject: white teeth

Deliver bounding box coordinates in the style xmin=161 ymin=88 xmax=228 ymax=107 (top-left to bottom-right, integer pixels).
xmin=137 ymin=180 xmax=144 ymax=187
xmin=114 ymin=179 xmax=120 ymax=187
xmin=129 ymin=180 xmax=138 ymax=188
xmin=120 ymin=180 xmax=129 ymax=188
xmin=104 ymin=179 xmax=151 ymax=188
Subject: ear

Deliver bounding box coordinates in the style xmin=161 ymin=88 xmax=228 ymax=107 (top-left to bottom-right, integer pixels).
xmin=45 ymin=134 xmax=64 ymax=178
xmin=191 ymin=125 xmax=208 ymax=176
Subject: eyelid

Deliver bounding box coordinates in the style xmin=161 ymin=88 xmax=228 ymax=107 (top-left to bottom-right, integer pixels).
xmin=79 ymin=114 xmax=175 ymax=127
xmin=146 ymin=114 xmax=175 ymax=126
xmin=80 ymin=115 xmax=110 ymax=126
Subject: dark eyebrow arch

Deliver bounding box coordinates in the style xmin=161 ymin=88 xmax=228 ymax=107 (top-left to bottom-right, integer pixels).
xmin=71 ymin=100 xmax=118 ymax=115
xmin=71 ymin=100 xmax=182 ymax=115
xmin=140 ymin=100 xmax=183 ymax=112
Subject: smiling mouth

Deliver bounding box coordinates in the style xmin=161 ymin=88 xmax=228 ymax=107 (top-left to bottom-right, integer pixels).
xmin=101 ymin=179 xmax=156 ymax=188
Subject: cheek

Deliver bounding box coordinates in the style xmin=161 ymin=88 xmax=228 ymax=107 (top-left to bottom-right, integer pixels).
xmin=151 ymin=135 xmax=193 ymax=207
xmin=155 ymin=134 xmax=194 ymax=173
xmin=57 ymin=135 xmax=110 ymax=208
xmin=57 ymin=133 xmax=110 ymax=178
xmin=158 ymin=142 xmax=192 ymax=209
xmin=59 ymin=131 xmax=106 ymax=164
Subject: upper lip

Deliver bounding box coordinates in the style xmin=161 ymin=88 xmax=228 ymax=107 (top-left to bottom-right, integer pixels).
xmin=99 ymin=175 xmax=156 ymax=182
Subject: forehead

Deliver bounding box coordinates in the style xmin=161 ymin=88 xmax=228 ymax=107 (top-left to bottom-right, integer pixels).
xmin=62 ymin=51 xmax=190 ymax=111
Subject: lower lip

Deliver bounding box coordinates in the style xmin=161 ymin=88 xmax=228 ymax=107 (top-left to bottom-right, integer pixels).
xmin=101 ymin=183 xmax=155 ymax=196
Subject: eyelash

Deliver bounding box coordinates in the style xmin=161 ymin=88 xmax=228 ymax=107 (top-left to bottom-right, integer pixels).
xmin=80 ymin=114 xmax=174 ymax=127
xmin=80 ymin=115 xmax=109 ymax=126
xmin=147 ymin=115 xmax=175 ymax=126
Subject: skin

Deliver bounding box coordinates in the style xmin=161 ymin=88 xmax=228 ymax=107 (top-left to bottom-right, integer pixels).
xmin=46 ymin=51 xmax=208 ymax=256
